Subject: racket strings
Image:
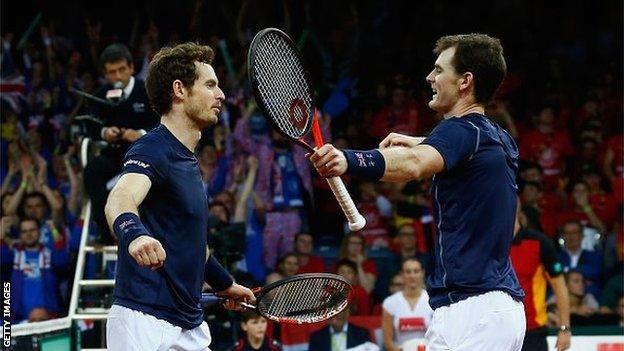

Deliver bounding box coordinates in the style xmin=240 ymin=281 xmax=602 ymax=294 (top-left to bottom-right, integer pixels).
xmin=259 ymin=277 xmax=350 ymax=324
xmin=252 ymin=32 xmax=313 ymax=139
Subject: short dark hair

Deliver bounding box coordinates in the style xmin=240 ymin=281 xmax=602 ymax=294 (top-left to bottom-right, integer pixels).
xmin=561 ymin=220 xmax=583 ymax=234
xmin=20 ymin=192 xmax=50 ymax=216
xmin=520 ymin=181 xmax=543 ymax=192
xmin=295 ymin=232 xmax=313 ymax=241
xmin=19 ymin=217 xmax=40 ymax=230
xmin=434 ymin=34 xmax=506 ymax=104
xmin=335 ymin=258 xmax=358 ymax=275
xmin=240 ymin=309 xmax=263 ymax=323
xmin=99 ymin=43 xmax=133 ymax=68
xmin=145 ymin=42 xmax=215 ymax=116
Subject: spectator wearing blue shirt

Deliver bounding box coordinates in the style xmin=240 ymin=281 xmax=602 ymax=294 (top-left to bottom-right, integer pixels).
xmin=310 ymin=34 xmax=525 ymax=350
xmin=1 ymin=217 xmax=68 ymax=322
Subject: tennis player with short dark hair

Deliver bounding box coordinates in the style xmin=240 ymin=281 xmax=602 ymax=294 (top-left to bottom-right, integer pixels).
xmin=105 ymin=42 xmax=255 ymax=350
xmin=310 ymin=34 xmax=526 ymax=350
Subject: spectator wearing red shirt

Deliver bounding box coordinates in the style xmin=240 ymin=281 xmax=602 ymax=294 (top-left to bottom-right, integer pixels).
xmin=602 ymin=133 xmax=624 ymax=207
xmin=519 ymin=105 xmax=575 ymax=191
xmin=265 ymin=252 xmax=299 ymax=285
xmin=356 ymin=181 xmax=392 ymax=249
xmin=519 ymin=162 xmax=564 ymax=213
xmin=369 ymin=84 xmax=419 ymax=140
xmin=294 ymin=232 xmax=325 ymax=274
xmin=520 ymin=181 xmax=559 ymax=238
xmin=336 ymin=233 xmax=378 ymax=294
xmin=570 ymin=138 xmax=602 ymax=179
xmin=335 ymin=259 xmax=371 ymax=315
xmin=557 ymin=180 xmax=607 ymax=236
xmin=581 ymin=166 xmax=618 ymax=231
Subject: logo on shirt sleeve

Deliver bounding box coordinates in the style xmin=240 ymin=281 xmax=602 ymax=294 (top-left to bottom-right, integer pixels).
xmin=124 ymin=159 xmax=150 ymax=169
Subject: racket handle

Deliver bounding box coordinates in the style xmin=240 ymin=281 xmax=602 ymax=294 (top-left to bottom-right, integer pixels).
xmin=326 ymin=177 xmax=366 ymax=231
xmin=200 ymin=293 xmax=223 ymax=307
xmin=200 ymin=293 xmax=256 ymax=309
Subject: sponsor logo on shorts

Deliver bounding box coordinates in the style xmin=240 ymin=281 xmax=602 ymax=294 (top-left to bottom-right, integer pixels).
xmin=124 ymin=159 xmax=150 ymax=169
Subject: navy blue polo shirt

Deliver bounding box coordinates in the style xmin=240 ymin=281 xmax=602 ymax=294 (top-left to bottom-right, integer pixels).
xmin=113 ymin=124 xmax=208 ymax=329
xmin=421 ymin=113 xmax=524 ymax=309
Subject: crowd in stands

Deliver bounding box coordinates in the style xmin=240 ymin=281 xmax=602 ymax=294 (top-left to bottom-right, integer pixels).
xmin=1 ymin=0 xmax=621 ymax=349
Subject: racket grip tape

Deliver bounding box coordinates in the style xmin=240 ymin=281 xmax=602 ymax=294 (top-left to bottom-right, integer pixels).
xmin=199 ymin=293 xmax=223 ymax=306
xmin=326 ymin=177 xmax=366 ymax=231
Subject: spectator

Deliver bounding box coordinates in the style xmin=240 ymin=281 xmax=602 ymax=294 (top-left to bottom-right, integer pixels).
xmin=581 ymin=166 xmax=618 ymax=231
xmin=337 ymin=232 xmax=378 ymax=294
xmin=82 ymin=43 xmax=159 ymax=244
xmin=557 ymin=181 xmax=607 ymax=236
xmin=265 ymin=252 xmax=299 ymax=285
xmin=549 ymin=270 xmax=599 ymax=318
xmin=229 ymin=310 xmax=281 ymax=351
xmin=335 ymin=259 xmax=371 ymax=316
xmin=519 ymin=104 xmax=575 ymax=191
xmin=199 ymin=142 xmax=228 ymax=200
xmin=519 ymin=181 xmax=558 ymax=236
xmin=11 ymin=191 xmax=66 ymax=251
xmin=599 ymin=272 xmax=624 ymax=314
xmin=307 ymin=306 xmax=371 ymax=351
xmin=0 ymin=218 xmax=68 ymax=322
xmin=294 ymin=232 xmax=325 ymax=274
xmin=389 ymin=223 xmax=432 ymax=273
xmin=355 ymin=181 xmax=392 ymax=249
xmin=558 ymin=220 xmax=603 ymax=296
xmin=381 ymin=258 xmax=433 ymax=351
xmin=256 ymin=130 xmax=313 ymax=270
xmin=602 ymin=131 xmax=624 ymax=209
xmin=372 ymin=272 xmax=404 ymax=315
xmin=369 ymin=83 xmax=419 ymax=140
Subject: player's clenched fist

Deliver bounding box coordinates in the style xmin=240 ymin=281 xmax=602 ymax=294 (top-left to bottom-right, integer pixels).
xmin=309 ymin=144 xmax=348 ymax=178
xmin=128 ymin=235 xmax=167 ymax=270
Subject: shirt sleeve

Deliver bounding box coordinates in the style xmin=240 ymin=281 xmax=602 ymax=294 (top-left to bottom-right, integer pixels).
xmin=539 ymin=234 xmax=564 ymax=277
xmin=121 ymin=137 xmax=169 ymax=184
xmin=421 ymin=119 xmax=479 ymax=171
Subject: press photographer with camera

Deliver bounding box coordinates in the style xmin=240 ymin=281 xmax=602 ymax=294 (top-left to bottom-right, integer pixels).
xmin=83 ymin=43 xmax=159 ymax=244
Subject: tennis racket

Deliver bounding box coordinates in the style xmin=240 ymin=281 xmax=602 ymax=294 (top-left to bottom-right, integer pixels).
xmin=200 ymin=273 xmax=352 ymax=324
xmin=248 ymin=27 xmax=366 ymax=231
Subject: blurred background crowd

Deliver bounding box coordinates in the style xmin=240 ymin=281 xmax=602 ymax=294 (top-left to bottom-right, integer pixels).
xmin=0 ymin=0 xmax=622 ymax=350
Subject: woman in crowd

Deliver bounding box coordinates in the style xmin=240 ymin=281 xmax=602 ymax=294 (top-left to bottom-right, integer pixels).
xmin=382 ymin=258 xmax=433 ymax=351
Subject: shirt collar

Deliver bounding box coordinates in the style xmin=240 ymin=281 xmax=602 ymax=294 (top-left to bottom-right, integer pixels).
xmin=331 ymin=323 xmax=348 ymax=334
xmin=123 ymin=76 xmax=135 ymax=97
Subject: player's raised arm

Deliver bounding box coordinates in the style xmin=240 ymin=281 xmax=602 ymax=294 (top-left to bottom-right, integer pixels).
xmin=105 ymin=173 xmax=166 ymax=270
xmin=310 ymin=141 xmax=445 ymax=183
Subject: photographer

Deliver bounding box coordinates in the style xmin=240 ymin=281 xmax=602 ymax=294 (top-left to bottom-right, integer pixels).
xmin=83 ymin=43 xmax=159 ymax=243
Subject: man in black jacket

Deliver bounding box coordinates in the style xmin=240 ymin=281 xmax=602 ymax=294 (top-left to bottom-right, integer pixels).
xmin=308 ymin=307 xmax=371 ymax=351
xmin=83 ymin=43 xmax=159 ymax=243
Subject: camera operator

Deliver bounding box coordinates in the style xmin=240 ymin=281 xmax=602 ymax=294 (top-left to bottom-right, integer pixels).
xmin=83 ymin=43 xmax=159 ymax=244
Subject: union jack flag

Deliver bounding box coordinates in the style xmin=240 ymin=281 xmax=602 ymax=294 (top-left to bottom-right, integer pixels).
xmin=0 ymin=73 xmax=26 ymax=113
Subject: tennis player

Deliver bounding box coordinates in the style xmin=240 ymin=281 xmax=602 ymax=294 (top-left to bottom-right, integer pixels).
xmin=310 ymin=34 xmax=526 ymax=350
xmin=105 ymin=42 xmax=255 ymax=350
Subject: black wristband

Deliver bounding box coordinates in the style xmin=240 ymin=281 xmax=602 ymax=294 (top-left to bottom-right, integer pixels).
xmin=113 ymin=212 xmax=150 ymax=247
xmin=342 ymin=149 xmax=386 ymax=180
xmin=204 ymin=254 xmax=234 ymax=292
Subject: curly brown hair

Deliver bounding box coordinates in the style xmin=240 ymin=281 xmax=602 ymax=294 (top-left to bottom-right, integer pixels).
xmin=145 ymin=42 xmax=215 ymax=116
xmin=434 ymin=34 xmax=506 ymax=104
